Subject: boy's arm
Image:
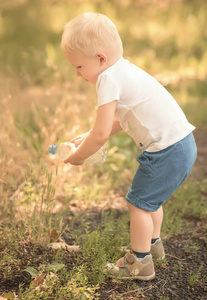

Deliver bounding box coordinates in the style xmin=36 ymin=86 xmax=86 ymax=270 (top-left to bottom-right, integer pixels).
xmin=64 ymin=100 xmax=118 ymax=165
xmin=110 ymin=119 xmax=122 ymax=136
xmin=71 ymin=119 xmax=122 ymax=147
xmin=70 ymin=131 xmax=91 ymax=146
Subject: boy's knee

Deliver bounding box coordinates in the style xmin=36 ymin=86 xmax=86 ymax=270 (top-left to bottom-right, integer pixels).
xmin=127 ymin=202 xmax=149 ymax=214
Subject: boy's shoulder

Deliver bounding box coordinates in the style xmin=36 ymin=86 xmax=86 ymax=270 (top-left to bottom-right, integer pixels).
xmin=105 ymin=57 xmax=129 ymax=72
xmin=100 ymin=57 xmax=136 ymax=79
xmin=99 ymin=57 xmax=148 ymax=82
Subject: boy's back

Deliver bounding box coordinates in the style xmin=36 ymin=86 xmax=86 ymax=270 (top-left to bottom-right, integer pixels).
xmin=97 ymin=57 xmax=195 ymax=151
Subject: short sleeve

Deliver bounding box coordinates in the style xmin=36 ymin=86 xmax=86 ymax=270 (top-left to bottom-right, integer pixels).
xmin=96 ymin=74 xmax=120 ymax=107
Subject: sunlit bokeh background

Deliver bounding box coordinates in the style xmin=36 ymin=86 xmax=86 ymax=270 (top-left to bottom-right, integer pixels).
xmin=0 ymin=0 xmax=206 ymax=208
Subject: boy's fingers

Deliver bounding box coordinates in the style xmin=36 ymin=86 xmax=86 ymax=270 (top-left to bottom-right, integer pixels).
xmin=64 ymin=158 xmax=69 ymax=163
xmin=70 ymin=137 xmax=82 ymax=143
xmin=67 ymin=142 xmax=75 ymax=149
xmin=70 ymin=137 xmax=78 ymax=142
xmin=70 ymin=138 xmax=83 ymax=146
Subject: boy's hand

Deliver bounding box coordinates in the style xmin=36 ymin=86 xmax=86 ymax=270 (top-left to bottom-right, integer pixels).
xmin=64 ymin=145 xmax=84 ymax=165
xmin=70 ymin=131 xmax=91 ymax=146
xmin=65 ymin=100 xmax=117 ymax=165
xmin=64 ymin=132 xmax=91 ymax=165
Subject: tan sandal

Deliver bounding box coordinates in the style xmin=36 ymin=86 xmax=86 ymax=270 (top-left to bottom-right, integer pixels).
xmin=106 ymin=251 xmax=155 ymax=281
xmin=151 ymin=238 xmax=165 ymax=260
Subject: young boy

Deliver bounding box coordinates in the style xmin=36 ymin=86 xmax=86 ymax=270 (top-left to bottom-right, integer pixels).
xmin=61 ymin=12 xmax=197 ymax=280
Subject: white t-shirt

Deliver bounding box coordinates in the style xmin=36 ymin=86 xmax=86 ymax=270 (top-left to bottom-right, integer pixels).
xmin=96 ymin=57 xmax=195 ymax=152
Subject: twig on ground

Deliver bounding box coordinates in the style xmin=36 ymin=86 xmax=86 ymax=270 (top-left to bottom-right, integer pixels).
xmin=166 ymin=254 xmax=186 ymax=261
xmin=105 ymin=286 xmax=120 ymax=294
xmin=119 ymin=279 xmax=165 ymax=296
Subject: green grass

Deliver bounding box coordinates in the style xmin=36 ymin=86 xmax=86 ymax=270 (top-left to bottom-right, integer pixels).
xmin=162 ymin=178 xmax=207 ymax=237
xmin=0 ymin=0 xmax=207 ymax=299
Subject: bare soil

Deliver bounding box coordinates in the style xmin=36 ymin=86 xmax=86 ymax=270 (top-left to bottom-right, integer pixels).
xmin=0 ymin=128 xmax=206 ymax=299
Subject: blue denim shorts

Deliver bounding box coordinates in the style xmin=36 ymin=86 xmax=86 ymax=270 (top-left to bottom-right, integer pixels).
xmin=126 ymin=132 xmax=197 ymax=212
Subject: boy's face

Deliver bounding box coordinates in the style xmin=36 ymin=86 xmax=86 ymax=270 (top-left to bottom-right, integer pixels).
xmin=66 ymin=51 xmax=106 ymax=84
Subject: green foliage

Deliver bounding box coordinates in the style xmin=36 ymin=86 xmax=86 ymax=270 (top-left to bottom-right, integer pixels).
xmin=188 ymin=266 xmax=206 ymax=286
xmin=162 ymin=178 xmax=207 ymax=237
xmin=170 ymin=179 xmax=207 ymax=219
xmin=0 ymin=1 xmax=207 ymax=299
xmin=74 ymin=212 xmax=130 ymax=285
xmin=0 ymin=0 xmax=206 ymax=84
xmin=14 ymin=109 xmax=43 ymax=155
xmin=62 ymin=265 xmax=100 ymax=300
xmin=19 ymin=165 xmax=57 ymax=244
xmin=184 ymin=240 xmax=200 ymax=254
xmin=24 ymin=267 xmax=39 ymax=278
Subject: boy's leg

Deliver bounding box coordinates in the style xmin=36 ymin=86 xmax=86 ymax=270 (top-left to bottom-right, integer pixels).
xmin=151 ymin=206 xmax=165 ymax=259
xmin=151 ymin=206 xmax=163 ymax=239
xmin=106 ymin=201 xmax=155 ymax=280
xmin=128 ymin=202 xmax=165 ymax=260
xmin=127 ymin=202 xmax=153 ymax=253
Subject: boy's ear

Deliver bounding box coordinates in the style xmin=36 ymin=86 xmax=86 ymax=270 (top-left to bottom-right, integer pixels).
xmin=97 ymin=53 xmax=107 ymax=65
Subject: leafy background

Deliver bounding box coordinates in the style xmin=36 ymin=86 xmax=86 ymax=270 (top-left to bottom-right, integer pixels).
xmin=0 ymin=0 xmax=207 ymax=299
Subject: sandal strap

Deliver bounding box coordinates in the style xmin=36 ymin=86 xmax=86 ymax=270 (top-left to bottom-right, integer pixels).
xmin=117 ymin=251 xmax=135 ymax=268
xmin=126 ymin=251 xmax=136 ymax=264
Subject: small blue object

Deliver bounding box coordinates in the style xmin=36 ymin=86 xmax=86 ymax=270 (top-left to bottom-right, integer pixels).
xmin=48 ymin=145 xmax=57 ymax=154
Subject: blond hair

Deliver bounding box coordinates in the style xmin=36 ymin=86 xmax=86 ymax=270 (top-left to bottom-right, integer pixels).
xmin=61 ymin=12 xmax=123 ymax=60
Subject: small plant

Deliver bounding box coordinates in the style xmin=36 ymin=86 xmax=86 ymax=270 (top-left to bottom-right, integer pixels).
xmin=63 ymin=265 xmax=100 ymax=300
xmin=79 ymin=229 xmax=108 ymax=285
xmin=184 ymin=240 xmax=200 ymax=253
xmin=15 ymin=163 xmax=59 ymax=245
xmin=188 ymin=266 xmax=203 ymax=286
xmin=154 ymin=257 xmax=168 ymax=267
xmin=160 ymin=295 xmax=170 ymax=300
xmin=172 ymin=262 xmax=184 ymax=271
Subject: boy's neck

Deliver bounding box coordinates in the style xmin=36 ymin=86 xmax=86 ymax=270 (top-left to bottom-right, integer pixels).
xmin=103 ymin=55 xmax=122 ymax=71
